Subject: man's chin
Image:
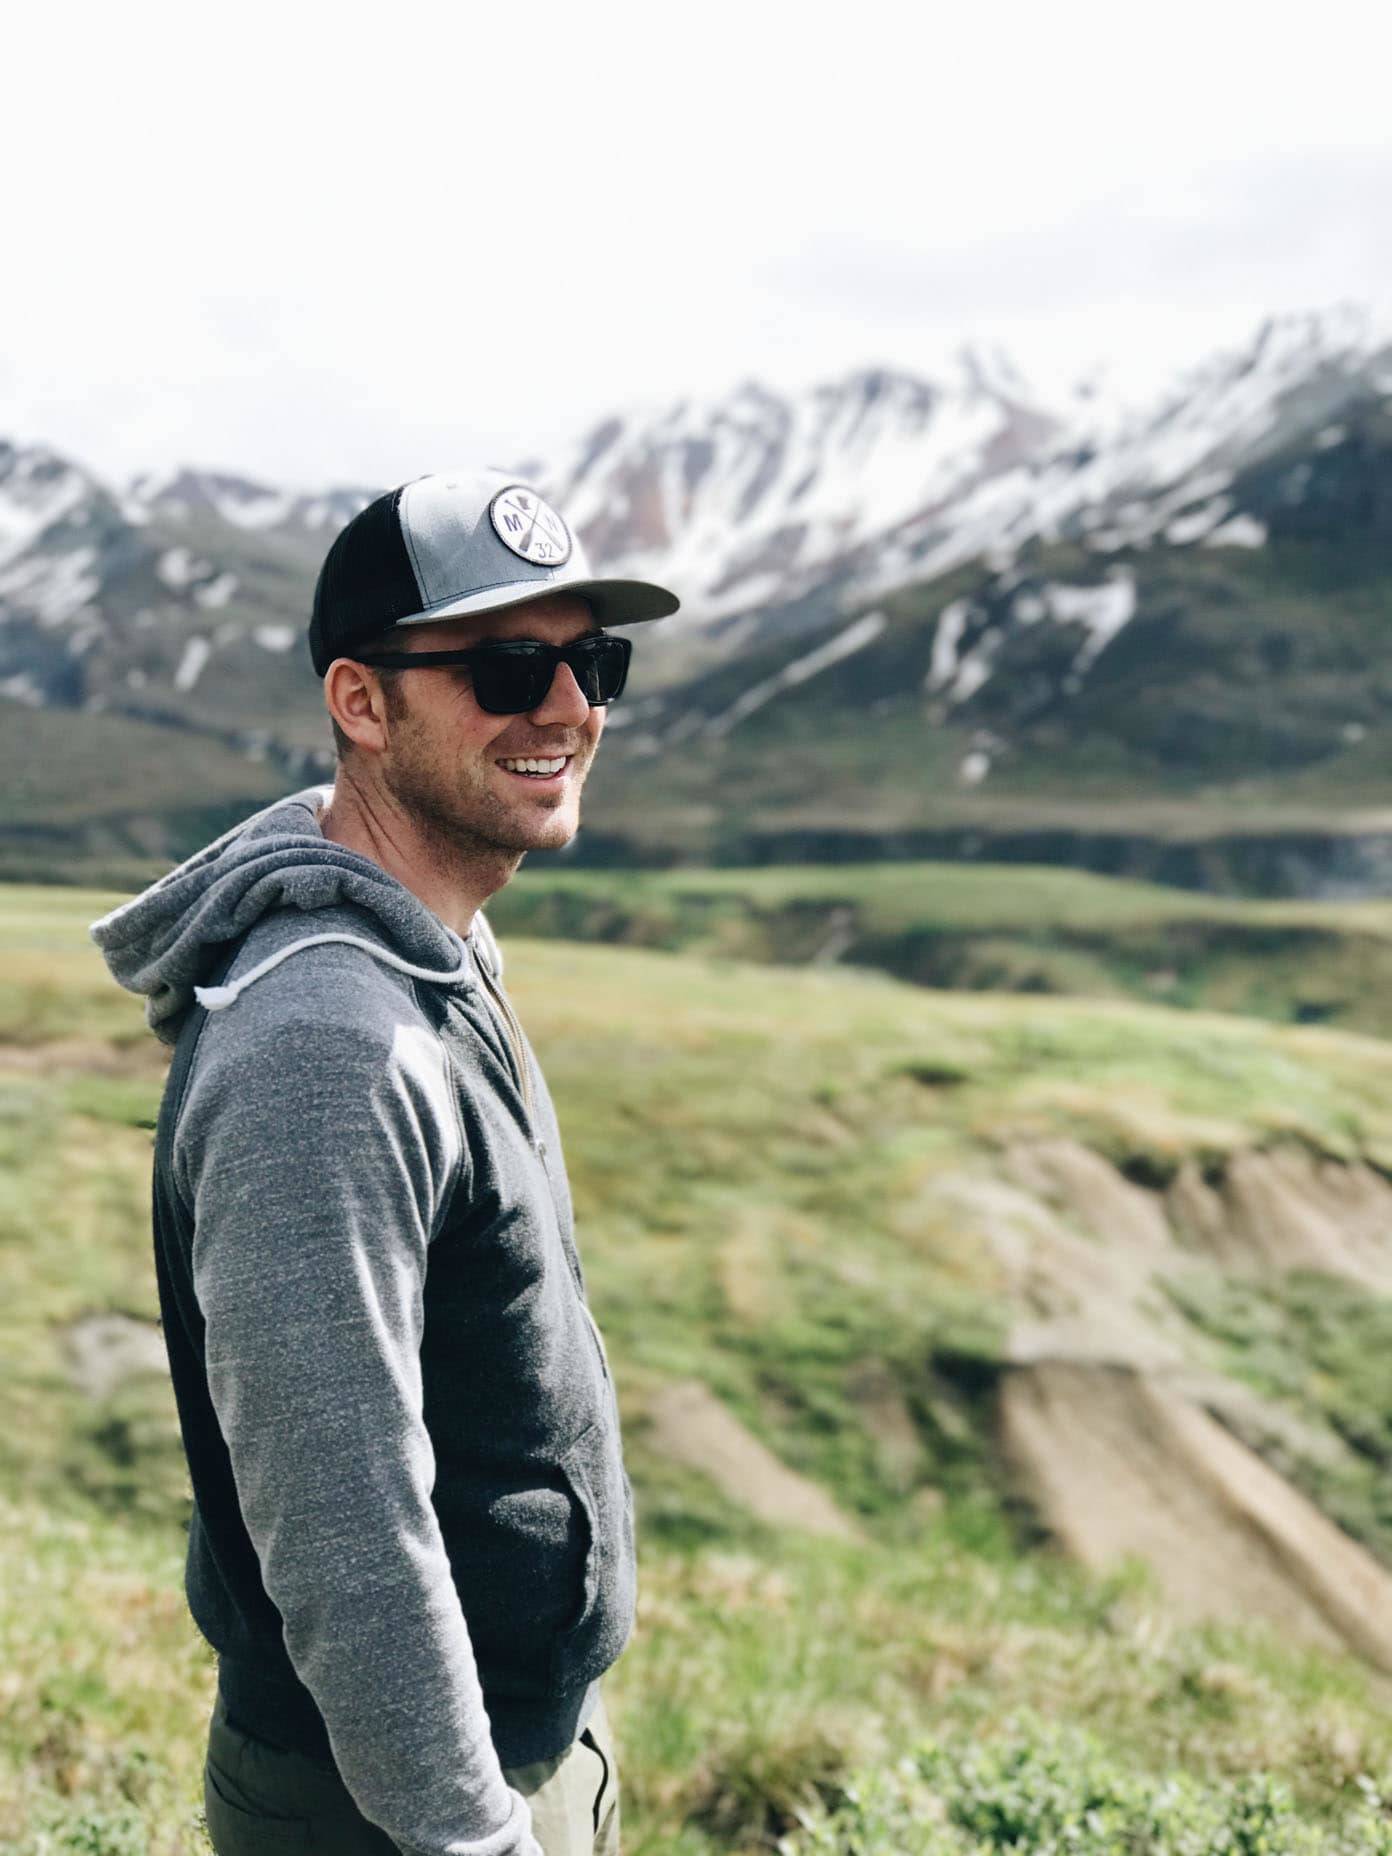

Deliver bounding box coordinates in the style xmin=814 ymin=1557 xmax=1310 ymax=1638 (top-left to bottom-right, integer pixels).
xmin=513 ymin=819 xmax=578 ymax=853
xmin=486 ymin=800 xmax=582 ymax=855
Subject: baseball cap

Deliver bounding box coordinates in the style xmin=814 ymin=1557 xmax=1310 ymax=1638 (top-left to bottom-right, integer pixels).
xmin=309 ymin=467 xmax=680 ymax=677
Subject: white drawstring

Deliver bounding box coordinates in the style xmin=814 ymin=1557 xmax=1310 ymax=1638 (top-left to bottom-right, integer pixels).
xmin=194 ymin=929 xmax=476 ymax=1012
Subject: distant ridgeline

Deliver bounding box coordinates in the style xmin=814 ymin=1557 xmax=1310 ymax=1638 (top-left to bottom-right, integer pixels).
xmin=4 ymin=305 xmax=1392 ymax=896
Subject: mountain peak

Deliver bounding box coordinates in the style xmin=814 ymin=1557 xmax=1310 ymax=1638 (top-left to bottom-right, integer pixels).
xmin=952 ymin=342 xmax=1034 ymax=406
xmin=125 ymin=468 xmax=375 ymax=534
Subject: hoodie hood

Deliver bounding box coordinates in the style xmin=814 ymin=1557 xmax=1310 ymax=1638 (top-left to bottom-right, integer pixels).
xmin=90 ymin=784 xmax=497 ymax=1047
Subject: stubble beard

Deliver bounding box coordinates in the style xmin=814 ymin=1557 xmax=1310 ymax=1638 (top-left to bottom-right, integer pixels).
xmin=381 ymin=715 xmax=583 ymax=861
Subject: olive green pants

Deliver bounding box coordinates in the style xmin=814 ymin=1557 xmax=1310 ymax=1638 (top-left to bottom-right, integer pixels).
xmin=202 ymin=1688 xmax=620 ymax=1855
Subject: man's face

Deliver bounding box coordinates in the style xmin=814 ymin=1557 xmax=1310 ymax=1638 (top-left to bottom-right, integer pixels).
xmin=369 ymin=592 xmax=609 ymax=857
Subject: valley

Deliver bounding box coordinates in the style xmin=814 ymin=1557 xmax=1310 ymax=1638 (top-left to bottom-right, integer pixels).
xmin=9 ymin=886 xmax=1392 ymax=1850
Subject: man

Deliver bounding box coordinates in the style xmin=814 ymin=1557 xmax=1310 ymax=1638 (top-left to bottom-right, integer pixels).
xmin=90 ymin=469 xmax=679 ymax=1855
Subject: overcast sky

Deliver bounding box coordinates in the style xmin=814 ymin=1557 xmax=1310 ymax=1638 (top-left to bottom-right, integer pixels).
xmin=4 ymin=0 xmax=1390 ymax=490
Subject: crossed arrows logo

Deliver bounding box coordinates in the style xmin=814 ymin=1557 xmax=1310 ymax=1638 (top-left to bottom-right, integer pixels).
xmin=490 ymin=486 xmax=572 ymax=566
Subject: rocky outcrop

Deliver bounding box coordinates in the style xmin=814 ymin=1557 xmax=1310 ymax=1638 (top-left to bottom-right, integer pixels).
xmin=1001 ymin=1361 xmax=1392 ymax=1670
xmin=643 ymin=1378 xmax=865 ymax=1542
xmin=934 ymin=1136 xmax=1392 ymax=1663
xmin=1167 ymin=1150 xmax=1392 ymax=1291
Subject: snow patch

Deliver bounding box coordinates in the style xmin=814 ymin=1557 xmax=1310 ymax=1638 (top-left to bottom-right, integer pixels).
xmin=929 ymin=599 xmax=973 ymax=688
xmin=195 ymin=572 xmax=238 ymax=609
xmin=959 ymin=749 xmax=991 ymax=785
xmin=213 ymin=487 xmax=292 ymax=529
xmin=159 ymin=547 xmax=206 ymax=591
xmin=1044 ymin=571 xmax=1137 ymax=673
xmin=173 ymin=636 xmax=211 ymax=691
xmin=1165 ymin=498 xmax=1231 ymax=545
xmin=928 ymin=571 xmax=1138 ymax=708
xmin=0 ymin=456 xmax=89 ymax=569
xmin=1204 ymin=515 xmax=1267 ymax=549
xmin=926 ymin=597 xmax=1001 ymax=705
xmin=66 ymin=621 xmax=102 ymax=658
xmin=115 ymin=494 xmax=151 ymax=527
xmin=0 ymin=672 xmax=43 ymax=706
xmin=703 ymin=611 xmax=886 ymax=737
xmin=127 ymin=466 xmax=182 ymax=505
xmin=254 ymin=624 xmax=295 ymax=653
xmin=0 ymin=547 xmax=100 ymax=627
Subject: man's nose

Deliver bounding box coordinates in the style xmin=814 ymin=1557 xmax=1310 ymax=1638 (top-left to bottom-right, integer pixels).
xmin=529 ymin=659 xmax=592 ymax=725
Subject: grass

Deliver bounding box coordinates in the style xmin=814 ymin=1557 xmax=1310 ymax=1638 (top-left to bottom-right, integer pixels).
xmin=1163 ymin=1268 xmax=1392 ymax=1569
xmin=786 ymin=1728 xmax=1392 ymax=1853
xmin=10 ymin=886 xmax=1392 ymax=1848
xmin=486 ymin=858 xmax=1392 ymax=1040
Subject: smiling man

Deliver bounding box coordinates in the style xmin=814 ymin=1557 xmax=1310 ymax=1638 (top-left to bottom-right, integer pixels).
xmin=319 ymin=586 xmax=615 ymax=924
xmin=90 ymin=469 xmax=678 ymax=1856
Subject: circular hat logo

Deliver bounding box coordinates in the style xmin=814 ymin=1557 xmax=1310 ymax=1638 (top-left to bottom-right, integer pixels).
xmin=489 ymin=485 xmax=572 ymax=567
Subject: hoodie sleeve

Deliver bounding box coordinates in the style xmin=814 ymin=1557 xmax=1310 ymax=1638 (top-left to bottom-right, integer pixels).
xmin=174 ymin=1008 xmax=545 ymax=1856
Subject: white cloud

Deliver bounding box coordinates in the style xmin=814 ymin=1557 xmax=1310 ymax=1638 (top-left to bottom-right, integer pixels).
xmin=3 ymin=0 xmax=1391 ymax=487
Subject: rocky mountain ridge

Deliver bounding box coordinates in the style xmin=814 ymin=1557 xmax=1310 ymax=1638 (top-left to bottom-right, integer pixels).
xmin=4 ymin=303 xmax=1392 ymax=885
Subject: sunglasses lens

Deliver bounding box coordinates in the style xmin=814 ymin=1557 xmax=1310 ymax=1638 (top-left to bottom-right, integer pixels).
xmin=470 ymin=638 xmax=631 ymax=713
xmin=472 ymin=654 xmax=549 ymax=714
xmin=574 ymin=638 xmax=628 ymax=703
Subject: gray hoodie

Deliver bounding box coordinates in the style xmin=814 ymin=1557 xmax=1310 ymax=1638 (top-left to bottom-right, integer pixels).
xmin=90 ymin=784 xmax=636 ymax=1856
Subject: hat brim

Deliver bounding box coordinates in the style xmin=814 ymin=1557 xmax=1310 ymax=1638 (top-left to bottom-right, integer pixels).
xmin=390 ymin=575 xmax=679 ymax=634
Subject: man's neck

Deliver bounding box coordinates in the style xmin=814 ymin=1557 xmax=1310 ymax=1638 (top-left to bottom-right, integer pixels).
xmin=316 ymin=771 xmax=523 ymax=942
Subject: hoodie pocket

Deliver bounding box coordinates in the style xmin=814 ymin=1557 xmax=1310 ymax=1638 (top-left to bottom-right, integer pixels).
xmin=550 ymin=1418 xmax=637 ymax=1692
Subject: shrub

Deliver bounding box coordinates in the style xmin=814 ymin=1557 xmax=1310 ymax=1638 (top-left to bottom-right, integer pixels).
xmin=779 ymin=1725 xmax=1392 ymax=1854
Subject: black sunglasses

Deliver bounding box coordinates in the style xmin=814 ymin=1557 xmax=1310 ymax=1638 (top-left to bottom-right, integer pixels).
xmin=354 ymin=633 xmax=631 ymax=715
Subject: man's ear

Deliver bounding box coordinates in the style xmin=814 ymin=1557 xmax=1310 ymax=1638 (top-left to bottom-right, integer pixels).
xmin=324 ymin=658 xmax=395 ymax=756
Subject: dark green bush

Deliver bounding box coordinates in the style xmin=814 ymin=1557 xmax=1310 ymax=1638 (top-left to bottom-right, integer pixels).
xmin=781 ymin=1726 xmax=1392 ymax=1854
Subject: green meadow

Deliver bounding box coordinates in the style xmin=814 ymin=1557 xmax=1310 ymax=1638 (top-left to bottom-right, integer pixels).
xmin=9 ymin=881 xmax=1392 ymax=1851
xmin=488 ymin=859 xmax=1392 ymax=1038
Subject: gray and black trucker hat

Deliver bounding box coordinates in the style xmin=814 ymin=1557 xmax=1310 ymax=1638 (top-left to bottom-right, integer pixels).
xmin=309 ymin=466 xmax=680 ymax=676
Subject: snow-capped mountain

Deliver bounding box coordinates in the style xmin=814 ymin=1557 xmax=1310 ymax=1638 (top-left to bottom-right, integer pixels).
xmin=0 ymin=355 xmax=1063 ymax=725
xmin=871 ymin=304 xmax=1392 ymax=745
xmin=4 ymin=302 xmax=1392 ymax=882
xmin=125 ymin=467 xmax=375 ymax=536
xmin=537 ymin=303 xmax=1392 ymax=706
xmin=863 ymin=302 xmax=1392 ymax=590
xmin=538 ymin=353 xmax=1059 ymax=620
xmin=0 ymin=444 xmax=375 ymax=749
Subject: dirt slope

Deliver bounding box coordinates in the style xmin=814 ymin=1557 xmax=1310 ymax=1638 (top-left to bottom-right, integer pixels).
xmin=644 ymin=1377 xmax=866 ymax=1542
xmin=1168 ymin=1149 xmax=1392 ymax=1290
xmin=1001 ymin=1361 xmax=1392 ymax=1670
xmin=923 ymin=1137 xmax=1392 ymax=1661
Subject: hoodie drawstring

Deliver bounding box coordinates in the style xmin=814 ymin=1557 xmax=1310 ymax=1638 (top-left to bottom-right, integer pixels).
xmin=194 ymin=930 xmax=476 ymax=1013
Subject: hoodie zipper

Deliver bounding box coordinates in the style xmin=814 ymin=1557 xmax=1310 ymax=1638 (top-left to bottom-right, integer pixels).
xmin=581 ymin=1298 xmax=612 ymax=1380
xmin=467 ymin=932 xmax=608 ymax=1375
xmin=469 ymin=935 xmax=539 ymax=1132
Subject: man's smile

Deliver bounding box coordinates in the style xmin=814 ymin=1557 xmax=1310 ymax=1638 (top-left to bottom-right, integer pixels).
xmin=494 ymin=752 xmax=576 ymax=786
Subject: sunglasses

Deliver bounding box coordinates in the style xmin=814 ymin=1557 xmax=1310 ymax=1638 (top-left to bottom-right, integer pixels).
xmin=354 ymin=633 xmax=632 ymax=715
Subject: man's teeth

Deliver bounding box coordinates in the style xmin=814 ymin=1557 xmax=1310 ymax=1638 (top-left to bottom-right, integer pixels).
xmin=499 ymin=756 xmax=568 ymax=774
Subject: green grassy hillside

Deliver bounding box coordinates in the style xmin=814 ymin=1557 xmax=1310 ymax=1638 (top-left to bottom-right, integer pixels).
xmin=10 ymin=888 xmax=1392 ymax=1850
xmin=0 ymin=699 xmax=285 ymax=886
xmin=490 ymin=859 xmax=1392 ymax=1036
